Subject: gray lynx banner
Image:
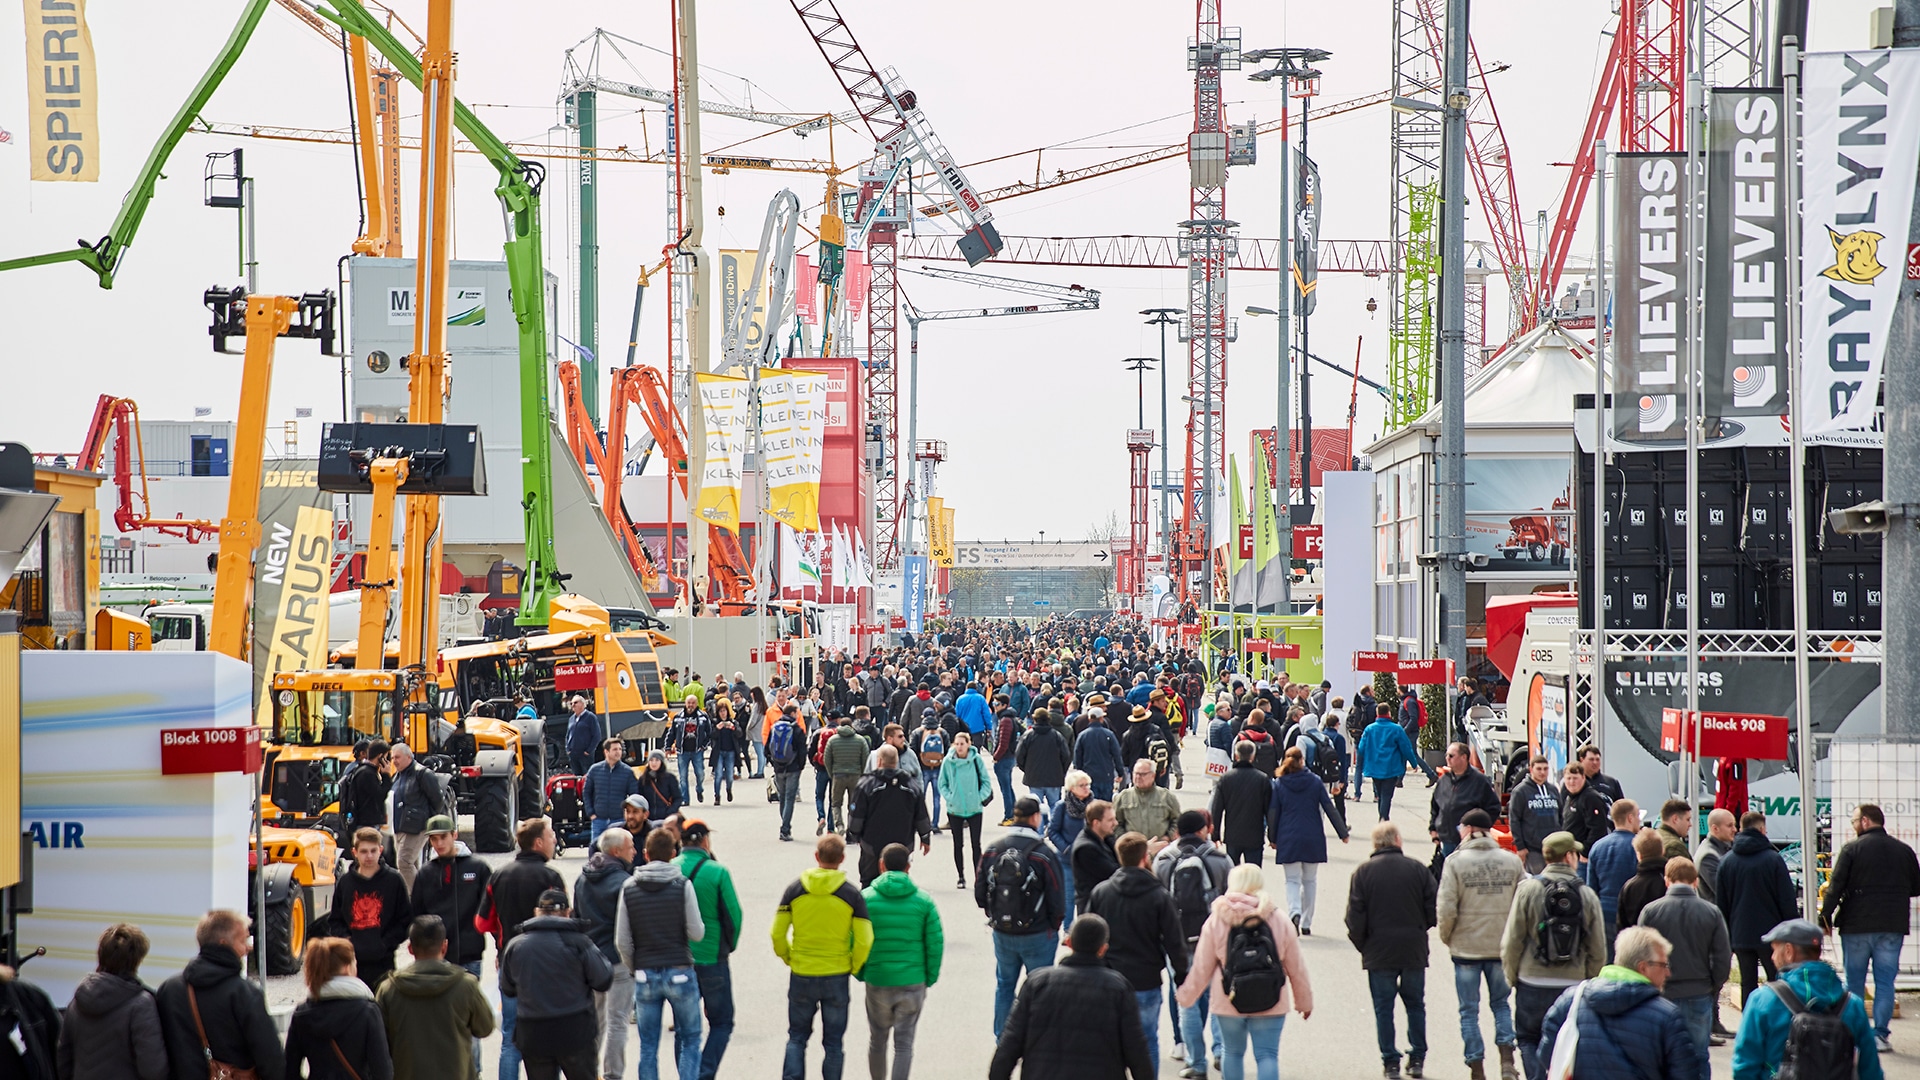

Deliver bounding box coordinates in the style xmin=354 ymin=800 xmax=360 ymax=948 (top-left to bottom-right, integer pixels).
xmin=1799 ymin=49 xmax=1920 ymax=434
xmin=1613 ymin=153 xmax=1691 ymax=444
xmin=1703 ymin=89 xmax=1787 ymax=421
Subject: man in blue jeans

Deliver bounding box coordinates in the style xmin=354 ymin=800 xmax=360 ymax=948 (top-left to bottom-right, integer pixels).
xmin=1347 ymin=820 xmax=1436 ymax=1078
xmin=1821 ymin=801 xmax=1920 ymax=1054
xmin=1437 ymin=809 xmax=1522 ymax=1080
xmin=772 ymin=835 xmax=874 ymax=1080
xmin=617 ymin=828 xmax=706 ymax=1080
xmin=976 ymin=797 xmax=1068 ymax=1037
xmin=1357 ymin=704 xmax=1437 ymax=820
xmin=990 ymin=706 xmax=1020 ymax=824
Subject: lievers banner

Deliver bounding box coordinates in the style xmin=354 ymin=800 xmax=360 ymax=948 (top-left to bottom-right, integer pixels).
xmin=1703 ymin=89 xmax=1787 ymax=421
xmin=1613 ymin=153 xmax=1692 ymax=444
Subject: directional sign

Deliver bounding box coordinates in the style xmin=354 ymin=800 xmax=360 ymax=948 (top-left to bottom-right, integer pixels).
xmin=1396 ymin=658 xmax=1454 ymax=685
xmin=1353 ymin=650 xmax=1398 ymax=672
xmin=1293 ymin=524 xmax=1325 ymax=560
xmin=1094 ymin=549 xmax=1111 ymax=562
xmin=1245 ymin=639 xmax=1302 ymax=659
xmin=1660 ymin=709 xmax=1789 ymax=761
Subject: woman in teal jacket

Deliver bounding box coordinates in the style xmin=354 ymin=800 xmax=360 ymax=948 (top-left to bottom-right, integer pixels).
xmin=937 ymin=731 xmax=993 ymax=887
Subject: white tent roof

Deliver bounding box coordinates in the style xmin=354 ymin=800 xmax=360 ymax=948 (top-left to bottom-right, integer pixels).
xmin=1405 ymin=321 xmax=1597 ymax=433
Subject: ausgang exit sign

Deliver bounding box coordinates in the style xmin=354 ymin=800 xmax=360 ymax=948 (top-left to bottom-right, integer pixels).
xmin=159 ymin=727 xmax=263 ymax=775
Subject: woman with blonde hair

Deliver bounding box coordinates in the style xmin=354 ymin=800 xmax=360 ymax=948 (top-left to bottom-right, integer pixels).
xmin=283 ymin=937 xmax=392 ymax=1079
xmin=1178 ymin=862 xmax=1313 ymax=1080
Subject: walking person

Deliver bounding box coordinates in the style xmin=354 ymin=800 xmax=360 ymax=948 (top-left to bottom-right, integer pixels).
xmin=1655 ymin=799 xmax=1694 ymax=861
xmin=411 ymin=816 xmax=489 ymax=982
xmin=674 ymin=819 xmax=743 ymax=1080
xmin=861 ymin=844 xmax=944 ymax=1080
xmin=1357 ymin=706 xmax=1433 ymax=822
xmin=772 ymin=834 xmax=873 ymax=1080
xmin=572 ymin=826 xmax=637 ymax=1080
xmin=1016 ymin=708 xmax=1072 ymax=814
xmin=848 ymin=745 xmax=933 ymax=888
xmin=566 ymin=695 xmax=602 ymax=778
xmin=328 ymin=827 xmax=412 ymax=990
xmin=1576 ymin=745 xmax=1624 ymax=802
xmin=388 ymin=743 xmax=449 ymax=889
xmin=640 ymin=750 xmax=685 ymax=820
xmin=1346 ymin=821 xmax=1438 ymax=1079
xmin=1427 ymin=742 xmax=1501 ymax=866
xmin=1211 ymin=740 xmax=1275 ymax=867
xmin=618 ymin=829 xmax=707 ymax=1080
xmin=827 ymin=716 xmax=870 ymax=833
xmin=1153 ymin=810 xmax=1233 ymax=1078
xmin=1114 ymin=759 xmax=1183 ymax=846
xmin=1178 ymin=862 xmax=1313 ymax=1080
xmin=1557 ymin=766 xmax=1612 ymax=863
xmin=988 ymin=914 xmax=1153 ymax=1080
xmin=913 ymin=714 xmax=948 ymax=828
xmin=1820 ymin=802 xmax=1920 ymax=1054
xmin=1071 ymin=707 xmax=1126 ymax=802
xmin=1267 ymin=746 xmax=1351 ymax=935
xmin=1437 ymin=809 xmax=1522 ymax=1080
xmin=1046 ymin=771 xmax=1094 ymax=930
xmin=283 ymin=938 xmax=393 ymax=1080
xmin=1615 ymin=829 xmax=1672 ymax=933
xmin=377 ymin=916 xmax=497 ymax=1080
xmin=1536 ymin=926 xmax=1702 ymax=1080
xmin=342 ymin=740 xmax=392 ymax=842
xmin=769 ymin=704 xmax=809 ymax=842
xmin=1505 ymin=757 xmax=1563 ymax=874
xmin=1637 ymin=857 xmax=1731 ymax=1074
xmin=1715 ymin=811 xmax=1797 ymax=1008
xmin=584 ymin=737 xmax=642 ymax=842
xmin=1089 ymin=831 xmax=1191 ymax=1068
xmin=937 ymin=731 xmax=993 ymax=889
xmin=1731 ymin=919 xmax=1883 ymax=1080
xmin=501 ymin=889 xmax=614 ymax=1080
xmin=1499 ymin=832 xmax=1606 ymax=1080
xmin=157 ymin=910 xmax=283 ymax=1080
xmin=1692 ymin=808 xmax=1736 ymax=903
xmin=57 ymin=923 xmax=168 ymax=1080
xmin=475 ymin=818 xmax=566 ymax=1080
xmin=990 ymin=707 xmax=1022 ymax=824
xmin=672 ymin=699 xmax=712 ymax=806
xmin=979 ymin=797 xmax=1068 ymax=1039
xmin=1585 ymin=798 xmax=1642 ymax=955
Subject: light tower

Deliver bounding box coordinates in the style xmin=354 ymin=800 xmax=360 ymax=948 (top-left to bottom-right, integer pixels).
xmin=1127 ymin=428 xmax=1156 ymax=606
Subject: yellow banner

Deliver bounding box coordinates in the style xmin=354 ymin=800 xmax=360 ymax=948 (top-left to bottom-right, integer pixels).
xmin=927 ymin=497 xmax=954 ymax=567
xmin=769 ymin=369 xmax=828 ymax=532
xmin=24 ymin=0 xmax=100 ymax=181
xmin=719 ymin=249 xmax=767 ymax=355
xmin=254 ymin=505 xmax=334 ymax=727
xmin=938 ymin=506 xmax=956 ymax=568
xmin=695 ymin=372 xmax=749 ymax=531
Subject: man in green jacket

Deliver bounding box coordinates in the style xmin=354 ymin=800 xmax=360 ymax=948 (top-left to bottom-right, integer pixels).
xmin=826 ymin=716 xmax=870 ymax=833
xmin=674 ymin=819 xmax=743 ymax=1080
xmin=377 ymin=916 xmax=496 ymax=1080
xmin=773 ymin=834 xmax=874 ymax=1080
xmin=861 ymin=843 xmax=944 ymax=1080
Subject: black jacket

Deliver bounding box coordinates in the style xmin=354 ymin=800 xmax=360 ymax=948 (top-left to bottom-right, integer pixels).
xmin=497 ymin=916 xmax=614 ymax=1022
xmin=988 ymin=953 xmax=1153 ymax=1080
xmin=1015 ymin=723 xmax=1072 ymax=788
xmin=1821 ymin=826 xmax=1920 ymax=934
xmin=156 ymin=946 xmax=284 ymax=1080
xmin=1087 ymin=866 xmax=1190 ymax=991
xmin=1069 ymin=830 xmax=1121 ymax=916
xmin=1345 ymin=847 xmax=1437 ymax=971
xmin=389 ymin=762 xmax=448 ymax=836
xmin=478 ymin=852 xmax=566 ymax=950
xmin=283 ymin=989 xmax=392 ymax=1080
xmin=976 ymin=828 xmax=1067 ymax=935
xmin=410 ymin=845 xmax=493 ymax=964
xmin=327 ymin=865 xmax=411 ymax=981
xmin=1714 ymin=828 xmax=1798 ymax=949
xmin=0 ymin=973 xmax=59 ymax=1080
xmin=1429 ymin=767 xmax=1502 ymax=840
xmin=639 ymin=768 xmax=683 ymax=818
xmin=1616 ymin=857 xmax=1670 ymax=931
xmin=1561 ymin=785 xmax=1614 ymax=852
xmin=1506 ymin=778 xmax=1565 ymax=856
xmin=848 ymin=768 xmax=932 ymax=850
xmin=1208 ymin=761 xmax=1273 ymax=853
xmin=572 ymin=851 xmax=636 ymax=966
xmin=339 ymin=760 xmax=389 ymax=831
xmin=58 ymin=971 xmax=166 ymax=1080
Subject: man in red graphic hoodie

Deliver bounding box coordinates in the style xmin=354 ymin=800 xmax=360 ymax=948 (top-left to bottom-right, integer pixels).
xmin=329 ymin=826 xmax=412 ymax=988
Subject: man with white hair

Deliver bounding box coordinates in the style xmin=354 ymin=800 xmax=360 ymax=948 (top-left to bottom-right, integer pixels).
xmin=566 ymin=693 xmax=602 ymax=776
xmin=1539 ymin=926 xmax=1700 ymax=1080
xmin=388 ymin=742 xmax=447 ymax=889
xmin=573 ymin=826 xmax=637 ymax=1079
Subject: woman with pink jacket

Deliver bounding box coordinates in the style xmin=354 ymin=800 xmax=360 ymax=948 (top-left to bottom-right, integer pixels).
xmin=1177 ymin=863 xmax=1314 ymax=1080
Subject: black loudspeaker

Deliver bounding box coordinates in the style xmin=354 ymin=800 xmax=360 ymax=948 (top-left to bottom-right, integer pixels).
xmin=1604 ymin=564 xmax=1665 ymax=630
xmin=1614 ymin=483 xmax=1663 ymax=558
xmin=1741 ymin=481 xmax=1792 ymax=560
xmin=318 ymin=423 xmax=488 ymax=496
xmin=1667 ymin=563 xmax=1749 ymax=631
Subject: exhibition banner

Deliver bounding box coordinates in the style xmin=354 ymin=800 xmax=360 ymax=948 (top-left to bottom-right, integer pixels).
xmin=694 ymin=372 xmax=749 ymax=530
xmin=1613 ymin=153 xmax=1692 ymax=443
xmin=24 ymin=0 xmax=98 ymax=181
xmin=1704 ymin=89 xmax=1787 ymax=420
xmin=1799 ymin=50 xmax=1920 ymax=433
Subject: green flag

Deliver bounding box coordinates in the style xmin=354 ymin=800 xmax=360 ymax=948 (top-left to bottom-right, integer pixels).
xmin=1253 ymin=448 xmax=1280 ymax=566
xmin=1227 ymin=455 xmax=1246 ymax=573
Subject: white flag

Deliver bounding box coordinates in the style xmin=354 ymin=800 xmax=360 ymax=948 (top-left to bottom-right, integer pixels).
xmin=851 ymin=528 xmax=875 ymax=590
xmin=830 ymin=522 xmax=852 ymax=586
xmin=1799 ymin=49 xmax=1920 ymax=434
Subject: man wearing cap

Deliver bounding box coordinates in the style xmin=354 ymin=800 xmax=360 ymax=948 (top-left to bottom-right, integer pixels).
xmin=584 ymin=737 xmax=642 ymax=844
xmin=1437 ymin=809 xmax=1523 ymax=1080
xmin=623 ymin=793 xmax=657 ymax=851
xmin=573 ymin=826 xmax=637 ymax=1080
xmin=411 ymin=815 xmax=491 ymax=978
xmin=1500 ymin=831 xmax=1605 ymax=1080
xmin=977 ymin=797 xmax=1067 ymax=1039
xmin=674 ymin=819 xmax=742 ymax=1080
xmin=847 ymin=745 xmax=932 ymax=889
xmin=1731 ymin=918 xmax=1882 ymax=1080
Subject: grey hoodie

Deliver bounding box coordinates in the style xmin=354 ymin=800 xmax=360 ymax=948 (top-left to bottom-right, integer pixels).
xmin=1437 ymin=833 xmax=1524 ymax=960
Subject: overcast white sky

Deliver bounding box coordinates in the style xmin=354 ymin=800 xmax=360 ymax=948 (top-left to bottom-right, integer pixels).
xmin=0 ymin=0 xmax=1887 ymax=541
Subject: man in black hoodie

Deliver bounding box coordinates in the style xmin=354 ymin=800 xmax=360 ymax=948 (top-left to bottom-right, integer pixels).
xmin=847 ymin=745 xmax=932 ymax=887
xmin=1069 ymin=801 xmax=1122 ymax=916
xmin=157 ymin=909 xmax=284 ymax=1080
xmin=328 ymin=827 xmax=412 ymax=989
xmin=1208 ymin=739 xmax=1274 ymax=866
xmin=411 ymin=816 xmax=492 ymax=978
xmin=1087 ymin=831 xmax=1190 ymax=1069
xmin=500 ymin=889 xmax=614 ymax=1080
xmin=477 ymin=818 xmax=566 ymax=1080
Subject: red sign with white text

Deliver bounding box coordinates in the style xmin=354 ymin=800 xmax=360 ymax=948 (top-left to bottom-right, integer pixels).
xmin=1245 ymin=639 xmax=1302 ymax=659
xmin=1396 ymin=658 xmax=1454 ymax=685
xmin=1293 ymin=525 xmax=1324 ymax=560
xmin=1660 ymin=709 xmax=1789 ymax=761
xmin=555 ymin=663 xmax=605 ymax=691
xmin=1353 ymin=650 xmax=1398 ymax=673
xmin=1237 ymin=524 xmax=1254 ymax=560
xmin=160 ymin=727 xmax=263 ymax=776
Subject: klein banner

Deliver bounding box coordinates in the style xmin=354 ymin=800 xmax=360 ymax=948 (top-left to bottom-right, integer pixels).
xmin=926 ymin=497 xmax=951 ymax=565
xmin=1294 ymin=153 xmax=1322 ymax=317
xmin=694 ymin=372 xmax=749 ymax=531
xmin=252 ymin=505 xmax=333 ymax=727
xmin=759 ymin=370 xmax=801 ymax=527
xmin=24 ymin=0 xmax=98 ymax=181
xmin=1703 ymin=89 xmax=1787 ymax=421
xmin=1614 ymin=153 xmax=1692 ymax=443
xmin=1799 ymin=50 xmax=1920 ymax=434
xmin=788 ymin=369 xmax=828 ymax=531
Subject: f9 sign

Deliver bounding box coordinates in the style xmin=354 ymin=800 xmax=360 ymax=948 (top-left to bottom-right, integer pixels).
xmin=1292 ymin=525 xmax=1324 ymax=560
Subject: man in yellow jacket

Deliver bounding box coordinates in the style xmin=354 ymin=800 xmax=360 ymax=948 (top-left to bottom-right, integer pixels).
xmin=772 ymin=833 xmax=874 ymax=1080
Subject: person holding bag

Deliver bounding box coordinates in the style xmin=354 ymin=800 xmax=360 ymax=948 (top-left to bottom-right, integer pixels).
xmin=284 ymin=938 xmax=393 ymax=1080
xmin=937 ymin=731 xmax=993 ymax=889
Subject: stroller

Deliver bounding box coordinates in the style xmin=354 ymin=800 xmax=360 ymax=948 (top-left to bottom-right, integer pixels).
xmin=546 ymin=773 xmax=590 ymax=854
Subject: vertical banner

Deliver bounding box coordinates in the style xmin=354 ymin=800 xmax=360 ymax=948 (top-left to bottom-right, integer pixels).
xmin=786 ymin=369 xmax=829 ymax=531
xmin=253 ymin=505 xmax=334 ymax=727
xmin=845 ymin=250 xmax=869 ymax=318
xmin=829 ymin=521 xmax=852 ymax=587
xmin=1704 ymin=89 xmax=1787 ymax=420
xmin=851 ymin=528 xmax=874 ymax=589
xmin=694 ymin=372 xmax=749 ymax=530
xmin=759 ymin=370 xmax=801 ymax=527
xmin=925 ymin=497 xmax=950 ymax=565
xmin=1613 ymin=153 xmax=1692 ymax=443
xmin=1800 ymin=50 xmax=1920 ymax=434
xmin=718 ymin=249 xmax=766 ymax=356
xmin=793 ymin=254 xmax=818 ymax=324
xmin=902 ymin=555 xmax=927 ymax=634
xmin=938 ymin=506 xmax=956 ymax=568
xmin=1294 ymin=153 xmax=1322 ymax=317
xmin=24 ymin=0 xmax=99 ymax=181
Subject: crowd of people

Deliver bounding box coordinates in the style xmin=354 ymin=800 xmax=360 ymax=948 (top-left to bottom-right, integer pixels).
xmin=2 ymin=614 xmax=1915 ymax=1080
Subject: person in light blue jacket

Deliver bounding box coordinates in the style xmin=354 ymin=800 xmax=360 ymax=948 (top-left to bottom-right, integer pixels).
xmin=937 ymin=731 xmax=994 ymax=888
xmin=1357 ymin=704 xmax=1436 ymax=820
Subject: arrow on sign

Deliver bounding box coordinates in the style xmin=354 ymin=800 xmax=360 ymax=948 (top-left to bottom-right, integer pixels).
xmin=1095 ymin=550 xmax=1110 ymax=561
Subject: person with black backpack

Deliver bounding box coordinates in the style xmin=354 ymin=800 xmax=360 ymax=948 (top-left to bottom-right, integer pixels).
xmin=1089 ymin=831 xmax=1191 ymax=1071
xmin=1177 ymin=861 xmax=1314 ymax=1080
xmin=1154 ymin=810 xmax=1233 ymax=1079
xmin=1498 ymin=831 xmax=1606 ymax=1080
xmin=975 ymin=796 xmax=1066 ymax=1040
xmin=767 ymin=703 xmax=809 ymax=842
xmin=1730 ymin=918 xmax=1883 ymax=1080
xmin=1346 ymin=820 xmax=1439 ymax=1080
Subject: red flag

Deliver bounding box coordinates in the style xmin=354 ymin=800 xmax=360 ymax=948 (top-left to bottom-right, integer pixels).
xmin=845 ymin=249 xmax=869 ymax=318
xmin=793 ymin=254 xmax=818 ymax=324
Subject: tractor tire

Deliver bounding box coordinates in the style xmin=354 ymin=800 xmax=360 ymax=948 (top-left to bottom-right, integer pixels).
xmin=474 ymin=776 xmax=514 ymax=854
xmin=262 ymin=889 xmax=307 ymax=977
xmin=518 ymin=756 xmax=546 ymax=821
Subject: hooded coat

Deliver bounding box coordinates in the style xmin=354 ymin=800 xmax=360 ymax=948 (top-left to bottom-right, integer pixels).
xmin=1177 ymin=890 xmax=1314 ymax=1018
xmin=987 ymin=952 xmax=1152 ymax=1080
xmin=1267 ymin=770 xmax=1349 ymax=865
xmin=156 ymin=945 xmax=284 ymax=1080
xmin=771 ymin=866 xmax=874 ymax=978
xmin=57 ymin=972 xmax=166 ymax=1080
xmin=499 ymin=916 xmax=614 ymax=1022
xmin=859 ymin=870 xmax=944 ymax=988
xmin=1209 ymin=760 xmax=1275 ymax=854
xmin=937 ymin=746 xmax=993 ymax=820
xmin=283 ymin=977 xmax=392 ymax=1080
xmin=572 ymin=850 xmax=636 ymax=966
xmin=375 ymin=959 xmax=495 ymax=1080
xmin=1015 ymin=720 xmax=1072 ymax=788
xmin=1714 ymin=828 xmax=1798 ymax=950
xmin=1437 ymin=834 xmax=1524 ymax=960
xmin=1538 ymin=966 xmax=1701 ymax=1080
xmin=1087 ymin=865 xmax=1190 ymax=991
xmin=1730 ymin=958 xmax=1883 ymax=1080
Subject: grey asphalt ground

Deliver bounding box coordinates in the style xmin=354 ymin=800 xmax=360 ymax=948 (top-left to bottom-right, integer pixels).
xmin=268 ymin=742 xmax=1920 ymax=1079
